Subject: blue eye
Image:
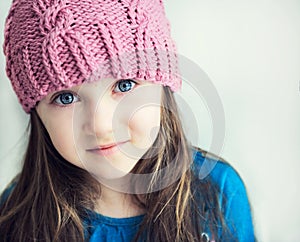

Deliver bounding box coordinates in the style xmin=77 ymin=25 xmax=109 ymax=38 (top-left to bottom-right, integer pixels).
xmin=114 ymin=79 xmax=136 ymax=93
xmin=53 ymin=92 xmax=79 ymax=105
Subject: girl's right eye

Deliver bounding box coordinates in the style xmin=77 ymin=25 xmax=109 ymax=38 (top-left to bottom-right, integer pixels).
xmin=52 ymin=92 xmax=79 ymax=106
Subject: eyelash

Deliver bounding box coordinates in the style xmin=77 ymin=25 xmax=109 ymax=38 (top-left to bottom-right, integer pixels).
xmin=50 ymin=79 xmax=138 ymax=106
xmin=51 ymin=91 xmax=80 ymax=106
xmin=113 ymin=79 xmax=137 ymax=93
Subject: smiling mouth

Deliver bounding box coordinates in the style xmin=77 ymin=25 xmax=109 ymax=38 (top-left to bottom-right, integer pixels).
xmin=87 ymin=141 xmax=127 ymax=156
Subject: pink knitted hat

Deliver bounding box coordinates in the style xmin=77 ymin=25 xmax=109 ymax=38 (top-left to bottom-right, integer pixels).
xmin=4 ymin=0 xmax=181 ymax=113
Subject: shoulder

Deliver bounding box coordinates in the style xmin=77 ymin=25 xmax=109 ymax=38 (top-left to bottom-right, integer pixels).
xmin=0 ymin=180 xmax=18 ymax=207
xmin=191 ymin=147 xmax=256 ymax=241
xmin=192 ymin=147 xmax=247 ymax=200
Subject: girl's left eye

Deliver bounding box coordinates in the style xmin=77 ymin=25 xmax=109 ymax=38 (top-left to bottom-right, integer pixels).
xmin=52 ymin=92 xmax=79 ymax=106
xmin=114 ymin=79 xmax=136 ymax=93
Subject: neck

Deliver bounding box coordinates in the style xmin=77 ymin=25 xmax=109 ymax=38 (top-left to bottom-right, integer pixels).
xmin=94 ymin=184 xmax=145 ymax=218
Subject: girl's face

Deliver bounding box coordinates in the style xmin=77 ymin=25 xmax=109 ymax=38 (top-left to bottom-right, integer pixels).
xmin=36 ymin=79 xmax=162 ymax=179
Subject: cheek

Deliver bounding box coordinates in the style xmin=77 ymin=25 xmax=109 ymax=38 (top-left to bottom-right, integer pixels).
xmin=45 ymin=120 xmax=82 ymax=168
xmin=129 ymin=106 xmax=161 ymax=148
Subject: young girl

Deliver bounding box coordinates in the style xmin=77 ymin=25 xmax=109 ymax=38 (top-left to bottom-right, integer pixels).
xmin=0 ymin=0 xmax=255 ymax=241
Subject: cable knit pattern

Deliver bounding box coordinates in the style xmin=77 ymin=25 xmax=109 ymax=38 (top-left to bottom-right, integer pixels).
xmin=4 ymin=0 xmax=181 ymax=113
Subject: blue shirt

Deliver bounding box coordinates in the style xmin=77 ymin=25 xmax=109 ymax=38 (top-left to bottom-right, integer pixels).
xmin=0 ymin=150 xmax=255 ymax=241
xmin=84 ymin=150 xmax=255 ymax=241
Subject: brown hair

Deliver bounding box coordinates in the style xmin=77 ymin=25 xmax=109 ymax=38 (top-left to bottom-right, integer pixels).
xmin=0 ymin=87 xmax=234 ymax=241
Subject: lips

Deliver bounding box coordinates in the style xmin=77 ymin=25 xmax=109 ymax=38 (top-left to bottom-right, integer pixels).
xmin=87 ymin=141 xmax=127 ymax=156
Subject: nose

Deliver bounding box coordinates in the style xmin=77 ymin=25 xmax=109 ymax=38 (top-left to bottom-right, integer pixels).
xmin=79 ymin=89 xmax=116 ymax=141
xmin=93 ymin=96 xmax=115 ymax=139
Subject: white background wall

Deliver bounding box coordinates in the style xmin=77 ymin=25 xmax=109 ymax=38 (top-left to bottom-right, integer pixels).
xmin=0 ymin=0 xmax=299 ymax=241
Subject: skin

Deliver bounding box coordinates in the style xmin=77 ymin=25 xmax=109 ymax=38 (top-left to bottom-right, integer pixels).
xmin=36 ymin=78 xmax=162 ymax=217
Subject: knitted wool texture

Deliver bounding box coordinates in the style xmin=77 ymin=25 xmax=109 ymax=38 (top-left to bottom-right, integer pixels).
xmin=4 ymin=0 xmax=181 ymax=113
